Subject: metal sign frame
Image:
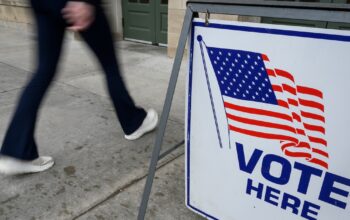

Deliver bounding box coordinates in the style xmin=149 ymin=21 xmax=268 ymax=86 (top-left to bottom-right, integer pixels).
xmin=137 ymin=1 xmax=350 ymax=219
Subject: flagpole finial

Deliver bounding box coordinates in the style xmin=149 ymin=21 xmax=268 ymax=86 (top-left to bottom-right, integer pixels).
xmin=197 ymin=35 xmax=203 ymax=42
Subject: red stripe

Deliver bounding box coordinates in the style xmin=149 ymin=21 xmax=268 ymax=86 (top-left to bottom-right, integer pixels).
xmin=273 ymin=84 xmax=298 ymax=96
xmin=303 ymin=123 xmax=325 ymax=134
xmin=281 ymin=141 xmax=310 ymax=151
xmin=312 ymin=148 xmax=329 ymax=158
xmin=297 ymin=86 xmax=323 ymax=99
xmin=267 ymin=69 xmax=275 ymax=76
xmin=309 ymin=158 xmax=328 ymax=169
xmin=284 ymin=149 xmax=311 ymax=159
xmin=226 ymin=113 xmax=296 ymax=134
xmin=296 ymin=129 xmax=306 ymax=136
xmin=288 ymin=98 xmax=299 ymax=107
xmin=224 ymin=102 xmax=293 ymax=122
xmin=262 ymin=54 xmax=270 ymax=61
xmin=229 ymin=125 xmax=298 ymax=143
xmin=297 ymin=141 xmax=311 ymax=149
xmin=299 ymin=99 xmax=324 ymax=112
xmin=285 ymin=149 xmax=329 ymax=169
xmin=278 ymin=100 xmax=289 ymax=108
xmin=281 ymin=142 xmax=295 ymax=151
xmin=283 ymin=84 xmax=297 ymax=95
xmin=300 ymin=111 xmax=325 ymax=123
xmin=275 ymin=69 xmax=295 ymax=82
xmin=292 ymin=112 xmax=302 ymax=122
xmin=309 ymin=136 xmax=327 ymax=146
xmin=272 ymin=85 xmax=283 ymax=92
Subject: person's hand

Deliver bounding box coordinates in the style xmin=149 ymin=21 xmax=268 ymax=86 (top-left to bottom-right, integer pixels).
xmin=62 ymin=1 xmax=95 ymax=31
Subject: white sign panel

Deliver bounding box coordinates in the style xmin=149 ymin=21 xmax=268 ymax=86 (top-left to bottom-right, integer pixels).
xmin=186 ymin=18 xmax=350 ymax=220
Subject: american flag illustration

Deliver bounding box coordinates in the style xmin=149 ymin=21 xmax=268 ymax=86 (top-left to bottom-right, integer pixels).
xmin=197 ymin=36 xmax=329 ymax=169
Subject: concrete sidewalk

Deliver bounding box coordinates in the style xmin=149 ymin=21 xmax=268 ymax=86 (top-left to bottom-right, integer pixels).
xmin=0 ymin=26 xmax=204 ymax=220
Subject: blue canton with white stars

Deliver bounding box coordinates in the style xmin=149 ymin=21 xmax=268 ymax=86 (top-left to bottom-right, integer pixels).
xmin=207 ymin=47 xmax=278 ymax=105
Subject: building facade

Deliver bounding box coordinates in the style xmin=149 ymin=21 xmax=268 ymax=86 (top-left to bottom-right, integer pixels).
xmin=0 ymin=0 xmax=349 ymax=57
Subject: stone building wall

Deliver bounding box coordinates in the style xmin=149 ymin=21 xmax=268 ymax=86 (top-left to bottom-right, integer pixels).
xmin=0 ymin=0 xmax=122 ymax=37
xmin=0 ymin=0 xmax=32 ymax=30
xmin=0 ymin=0 xmax=261 ymax=57
xmin=167 ymin=0 xmax=260 ymax=57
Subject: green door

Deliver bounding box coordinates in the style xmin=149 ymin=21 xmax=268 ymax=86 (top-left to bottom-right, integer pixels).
xmin=262 ymin=0 xmax=350 ymax=30
xmin=122 ymin=0 xmax=168 ymax=44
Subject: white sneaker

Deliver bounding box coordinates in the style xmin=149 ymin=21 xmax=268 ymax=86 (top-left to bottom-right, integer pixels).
xmin=0 ymin=156 xmax=54 ymax=175
xmin=124 ymin=109 xmax=159 ymax=140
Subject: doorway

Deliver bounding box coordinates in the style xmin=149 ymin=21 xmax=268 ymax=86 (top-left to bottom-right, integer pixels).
xmin=122 ymin=0 xmax=168 ymax=45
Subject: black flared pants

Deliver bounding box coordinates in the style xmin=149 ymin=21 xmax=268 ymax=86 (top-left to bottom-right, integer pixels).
xmin=1 ymin=0 xmax=146 ymax=160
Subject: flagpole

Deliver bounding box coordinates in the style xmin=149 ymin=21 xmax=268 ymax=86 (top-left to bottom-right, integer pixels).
xmin=198 ymin=35 xmax=223 ymax=149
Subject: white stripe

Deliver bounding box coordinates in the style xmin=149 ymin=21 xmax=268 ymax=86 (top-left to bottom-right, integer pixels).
xmin=223 ymin=96 xmax=290 ymax=115
xmin=299 ymin=105 xmax=324 ymax=117
xmin=263 ymin=60 xmax=273 ymax=70
xmin=310 ymin=154 xmax=329 ymax=163
xmin=302 ymin=117 xmax=325 ymax=129
xmin=227 ymin=119 xmax=297 ymax=139
xmin=298 ymin=92 xmax=323 ymax=104
xmin=225 ymin=107 xmax=293 ymax=126
xmin=282 ymin=146 xmax=311 ymax=155
xmin=306 ymin=130 xmax=325 ymax=140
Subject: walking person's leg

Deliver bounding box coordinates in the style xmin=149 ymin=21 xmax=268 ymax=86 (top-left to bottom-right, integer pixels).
xmin=79 ymin=6 xmax=158 ymax=139
xmin=0 ymin=5 xmax=66 ymax=174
